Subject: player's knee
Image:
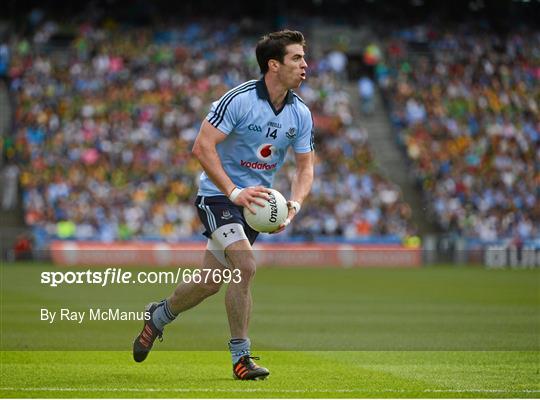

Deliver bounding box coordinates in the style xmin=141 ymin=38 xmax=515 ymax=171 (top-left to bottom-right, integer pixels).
xmin=229 ymin=253 xmax=257 ymax=282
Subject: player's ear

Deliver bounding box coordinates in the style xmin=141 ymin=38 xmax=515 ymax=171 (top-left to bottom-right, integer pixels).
xmin=268 ymin=59 xmax=280 ymax=72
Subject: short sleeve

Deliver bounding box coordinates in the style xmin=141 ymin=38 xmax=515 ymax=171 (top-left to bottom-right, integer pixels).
xmin=205 ymin=89 xmax=243 ymax=135
xmin=293 ymin=110 xmax=314 ymax=153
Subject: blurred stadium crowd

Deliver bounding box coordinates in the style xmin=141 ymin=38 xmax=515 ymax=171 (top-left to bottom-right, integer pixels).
xmin=1 ymin=16 xmax=538 ymax=245
xmin=3 ymin=21 xmax=414 ymax=244
xmin=380 ymin=26 xmax=539 ymax=241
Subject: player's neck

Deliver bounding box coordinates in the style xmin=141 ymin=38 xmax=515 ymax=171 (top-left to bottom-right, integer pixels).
xmin=264 ymin=75 xmax=288 ymax=110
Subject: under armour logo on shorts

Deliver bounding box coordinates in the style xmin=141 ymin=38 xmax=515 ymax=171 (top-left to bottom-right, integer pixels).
xmin=223 ymin=228 xmax=236 ymax=238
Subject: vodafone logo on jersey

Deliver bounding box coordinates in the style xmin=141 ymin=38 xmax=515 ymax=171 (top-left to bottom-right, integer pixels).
xmin=256 ymin=143 xmax=276 ymax=161
xmin=240 ymin=143 xmax=277 ymax=171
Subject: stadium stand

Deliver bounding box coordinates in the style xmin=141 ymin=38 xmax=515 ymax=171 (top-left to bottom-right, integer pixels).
xmin=380 ymin=25 xmax=539 ymax=241
xmin=4 ymin=21 xmax=415 ymax=247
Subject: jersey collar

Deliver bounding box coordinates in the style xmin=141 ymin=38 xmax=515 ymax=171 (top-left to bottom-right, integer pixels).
xmin=256 ymin=78 xmax=294 ymax=116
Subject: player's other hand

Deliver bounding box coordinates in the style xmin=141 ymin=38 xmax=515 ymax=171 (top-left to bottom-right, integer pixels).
xmin=270 ymin=200 xmax=299 ymax=234
xmin=232 ymin=186 xmax=271 ymax=214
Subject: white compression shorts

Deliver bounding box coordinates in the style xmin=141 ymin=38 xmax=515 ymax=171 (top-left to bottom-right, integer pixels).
xmin=206 ymin=223 xmax=248 ymax=268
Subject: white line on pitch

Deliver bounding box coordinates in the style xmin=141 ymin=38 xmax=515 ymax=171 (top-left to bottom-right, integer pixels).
xmin=1 ymin=387 xmax=539 ymax=394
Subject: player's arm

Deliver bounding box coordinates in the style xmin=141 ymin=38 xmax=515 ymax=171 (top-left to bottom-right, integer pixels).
xmin=192 ymin=120 xmax=270 ymax=213
xmin=271 ymin=150 xmax=314 ymax=234
xmin=290 ymin=150 xmax=314 ymax=209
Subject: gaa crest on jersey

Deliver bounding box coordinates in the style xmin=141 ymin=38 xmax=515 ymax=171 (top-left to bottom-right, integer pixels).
xmin=286 ymin=127 xmax=297 ymax=140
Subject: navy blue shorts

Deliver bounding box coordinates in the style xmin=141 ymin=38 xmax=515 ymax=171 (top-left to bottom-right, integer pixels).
xmin=195 ymin=195 xmax=259 ymax=245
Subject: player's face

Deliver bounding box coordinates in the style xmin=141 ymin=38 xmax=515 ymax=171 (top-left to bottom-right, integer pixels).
xmin=278 ymin=44 xmax=308 ymax=89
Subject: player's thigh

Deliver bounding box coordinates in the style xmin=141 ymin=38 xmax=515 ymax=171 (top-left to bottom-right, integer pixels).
xmin=202 ymin=248 xmax=227 ymax=271
xmin=197 ymin=249 xmax=227 ymax=293
xmin=224 ymin=239 xmax=256 ymax=278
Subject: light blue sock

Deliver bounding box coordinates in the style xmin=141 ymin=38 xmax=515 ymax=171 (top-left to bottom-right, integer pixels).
xmin=228 ymin=338 xmax=251 ymax=364
xmin=151 ymin=299 xmax=177 ymax=331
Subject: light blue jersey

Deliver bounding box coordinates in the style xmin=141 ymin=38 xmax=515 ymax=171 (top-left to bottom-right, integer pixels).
xmin=197 ymin=78 xmax=314 ymax=197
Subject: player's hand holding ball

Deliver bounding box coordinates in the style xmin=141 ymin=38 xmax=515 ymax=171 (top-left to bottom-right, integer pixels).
xmin=270 ymin=199 xmax=301 ymax=234
xmin=228 ymin=185 xmax=271 ymax=213
xmin=227 ymin=186 xmax=286 ymax=233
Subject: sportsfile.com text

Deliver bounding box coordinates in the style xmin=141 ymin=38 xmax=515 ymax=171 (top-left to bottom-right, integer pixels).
xmin=40 ymin=268 xmax=242 ymax=287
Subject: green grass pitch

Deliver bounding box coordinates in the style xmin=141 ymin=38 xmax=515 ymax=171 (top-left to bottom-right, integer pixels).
xmin=1 ymin=263 xmax=539 ymax=398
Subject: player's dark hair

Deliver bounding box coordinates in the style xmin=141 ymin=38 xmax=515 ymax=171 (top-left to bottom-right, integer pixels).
xmin=256 ymin=30 xmax=306 ymax=74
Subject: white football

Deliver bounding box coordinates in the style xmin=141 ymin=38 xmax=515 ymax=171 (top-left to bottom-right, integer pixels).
xmin=243 ymin=188 xmax=288 ymax=233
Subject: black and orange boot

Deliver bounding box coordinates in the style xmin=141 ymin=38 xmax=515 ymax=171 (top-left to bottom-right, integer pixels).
xmin=133 ymin=302 xmax=163 ymax=362
xmin=233 ymin=356 xmax=270 ymax=380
